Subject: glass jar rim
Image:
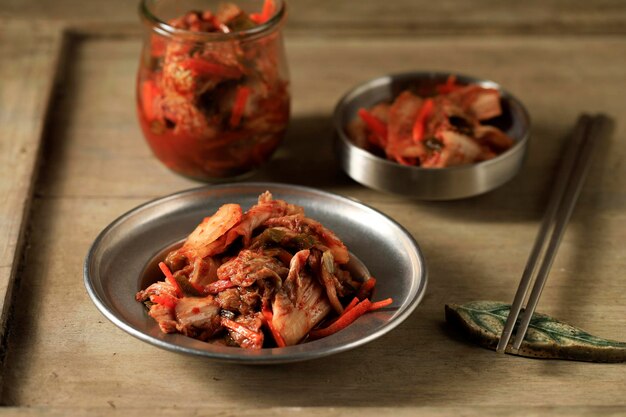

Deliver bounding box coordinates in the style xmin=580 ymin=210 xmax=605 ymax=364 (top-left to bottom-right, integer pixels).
xmin=139 ymin=0 xmax=286 ymax=42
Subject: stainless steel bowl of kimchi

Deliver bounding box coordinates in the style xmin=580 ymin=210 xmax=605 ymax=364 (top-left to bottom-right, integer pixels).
xmin=334 ymin=72 xmax=531 ymax=200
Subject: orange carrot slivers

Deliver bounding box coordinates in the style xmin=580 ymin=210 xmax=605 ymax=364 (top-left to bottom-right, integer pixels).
xmin=262 ymin=308 xmax=286 ymax=348
xmin=158 ymin=262 xmax=182 ymax=297
xmin=221 ymin=318 xmax=263 ymax=345
xmin=260 ymin=0 xmax=275 ymax=23
xmin=309 ymin=299 xmax=372 ymax=339
xmin=412 ymin=98 xmax=434 ymax=143
xmin=357 ymin=277 xmax=377 ymax=300
xmin=250 ymin=0 xmax=275 ymax=24
xmin=369 ymin=297 xmax=393 ymax=311
xmin=358 ymin=108 xmax=388 ymax=145
xmin=141 ymin=80 xmax=160 ymax=121
xmin=151 ymin=294 xmax=177 ymax=309
xmin=342 ymin=297 xmax=360 ymax=315
xmin=249 ymin=13 xmax=262 ymax=23
xmin=179 ymin=58 xmax=242 ymax=78
xmin=229 ymin=86 xmax=251 ymax=128
xmin=436 ymin=74 xmax=458 ymax=94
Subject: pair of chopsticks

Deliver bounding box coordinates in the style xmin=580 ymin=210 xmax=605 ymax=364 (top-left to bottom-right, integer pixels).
xmin=496 ymin=113 xmax=615 ymax=354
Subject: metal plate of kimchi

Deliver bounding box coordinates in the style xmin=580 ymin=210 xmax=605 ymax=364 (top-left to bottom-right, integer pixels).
xmin=84 ymin=183 xmax=427 ymax=363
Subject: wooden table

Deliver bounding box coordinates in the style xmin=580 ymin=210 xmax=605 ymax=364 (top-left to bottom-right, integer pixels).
xmin=1 ymin=2 xmax=625 ymax=415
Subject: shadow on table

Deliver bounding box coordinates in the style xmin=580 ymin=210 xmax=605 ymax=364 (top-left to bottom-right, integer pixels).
xmin=253 ymin=116 xmax=594 ymax=227
xmin=251 ymin=113 xmax=351 ymax=189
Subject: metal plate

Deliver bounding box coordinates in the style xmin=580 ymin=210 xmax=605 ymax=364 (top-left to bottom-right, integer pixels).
xmin=84 ymin=183 xmax=427 ymax=364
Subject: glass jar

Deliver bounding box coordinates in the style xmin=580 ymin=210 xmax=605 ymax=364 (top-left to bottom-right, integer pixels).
xmin=137 ymin=0 xmax=290 ymax=181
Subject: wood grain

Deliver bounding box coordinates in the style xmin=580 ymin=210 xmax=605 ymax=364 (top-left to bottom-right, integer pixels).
xmin=1 ymin=406 xmax=626 ymax=417
xmin=1 ymin=0 xmax=626 ymax=412
xmin=0 ymin=20 xmax=63 ymax=384
xmin=1 ymin=30 xmax=624 ymax=413
xmin=1 ymin=0 xmax=626 ymax=35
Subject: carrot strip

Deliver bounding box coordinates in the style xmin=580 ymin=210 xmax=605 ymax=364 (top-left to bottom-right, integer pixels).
xmin=221 ymin=318 xmax=263 ymax=345
xmin=356 ymin=277 xmax=377 ymax=300
xmin=151 ymin=294 xmax=178 ymax=309
xmin=316 ymin=296 xmax=360 ymax=328
xmin=260 ymin=0 xmax=276 ymax=22
xmin=436 ymin=74 xmax=458 ymax=94
xmin=263 ymin=0 xmax=275 ymax=18
xmin=262 ymin=308 xmax=286 ymax=348
xmin=249 ymin=13 xmax=262 ymax=23
xmin=229 ymin=86 xmax=251 ymax=128
xmin=358 ymin=108 xmax=388 ymax=145
xmin=309 ymin=299 xmax=372 ymax=339
xmin=159 ymin=262 xmax=182 ymax=297
xmin=141 ymin=80 xmax=160 ymax=121
xmin=179 ymin=58 xmax=242 ymax=78
xmin=150 ymin=35 xmax=167 ymax=58
xmin=412 ymin=98 xmax=434 ymax=143
xmin=369 ymin=297 xmax=393 ymax=311
xmin=250 ymin=0 xmax=275 ymax=24
xmin=329 ymin=295 xmax=362 ymax=323
xmin=342 ymin=297 xmax=360 ymax=314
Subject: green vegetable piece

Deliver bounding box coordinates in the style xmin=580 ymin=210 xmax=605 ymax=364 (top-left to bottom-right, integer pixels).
xmin=266 ymin=228 xmax=287 ymax=243
xmin=228 ymin=12 xmax=257 ymax=31
xmin=292 ymin=234 xmax=315 ymax=250
xmin=250 ymin=228 xmax=315 ymax=250
xmin=250 ymin=228 xmax=286 ymax=249
xmin=445 ymin=301 xmax=626 ymax=363
xmin=174 ymin=274 xmax=203 ymax=297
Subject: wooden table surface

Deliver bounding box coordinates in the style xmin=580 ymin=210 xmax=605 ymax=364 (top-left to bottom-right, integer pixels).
xmin=1 ymin=1 xmax=625 ymax=416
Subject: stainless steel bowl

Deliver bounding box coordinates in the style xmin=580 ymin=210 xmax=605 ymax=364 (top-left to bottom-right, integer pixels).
xmin=334 ymin=72 xmax=531 ymax=200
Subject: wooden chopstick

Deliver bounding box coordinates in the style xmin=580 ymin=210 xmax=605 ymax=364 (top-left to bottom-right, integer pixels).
xmin=496 ymin=114 xmax=615 ymax=354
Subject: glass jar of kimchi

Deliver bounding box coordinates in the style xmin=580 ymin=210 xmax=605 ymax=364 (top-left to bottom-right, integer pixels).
xmin=137 ymin=0 xmax=290 ymax=180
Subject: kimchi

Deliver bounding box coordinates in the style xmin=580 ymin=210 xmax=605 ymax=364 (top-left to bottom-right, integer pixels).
xmin=347 ymin=75 xmax=516 ymax=168
xmin=137 ymin=1 xmax=290 ymax=180
xmin=136 ymin=192 xmax=392 ymax=349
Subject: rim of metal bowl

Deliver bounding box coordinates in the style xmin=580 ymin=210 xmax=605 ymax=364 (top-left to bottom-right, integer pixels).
xmin=333 ymin=71 xmax=531 ymax=175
